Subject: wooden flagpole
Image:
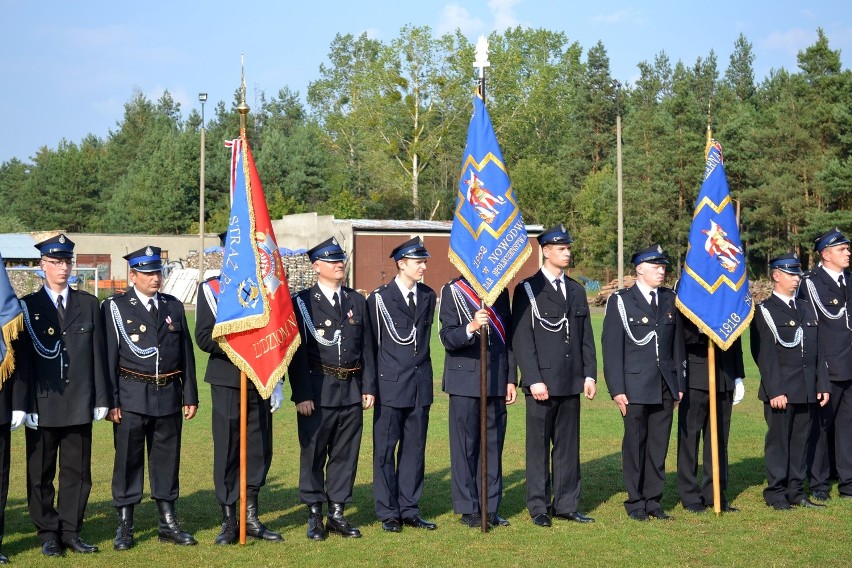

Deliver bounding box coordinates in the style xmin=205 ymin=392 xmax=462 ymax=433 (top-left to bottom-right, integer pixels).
xmin=708 ymin=343 xmax=722 ymax=515
xmin=237 ymin=57 xmax=250 ymax=544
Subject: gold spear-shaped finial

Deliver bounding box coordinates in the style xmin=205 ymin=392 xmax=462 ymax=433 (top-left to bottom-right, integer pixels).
xmin=237 ymin=53 xmax=250 ymax=134
xmin=705 ymin=99 xmax=713 ymax=157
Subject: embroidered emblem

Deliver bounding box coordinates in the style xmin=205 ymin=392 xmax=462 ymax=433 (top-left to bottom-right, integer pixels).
xmin=317 ymin=329 xmax=325 ymax=337
xmin=130 ymin=334 xmax=139 ymax=342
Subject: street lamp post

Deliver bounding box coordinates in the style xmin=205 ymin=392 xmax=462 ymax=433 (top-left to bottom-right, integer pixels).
xmin=198 ymin=92 xmax=207 ymax=286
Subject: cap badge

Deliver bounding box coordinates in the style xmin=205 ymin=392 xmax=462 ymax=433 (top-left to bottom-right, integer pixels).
xmin=58 ymin=234 xmax=66 ymax=243
xmin=145 ymin=246 xmax=154 ymax=256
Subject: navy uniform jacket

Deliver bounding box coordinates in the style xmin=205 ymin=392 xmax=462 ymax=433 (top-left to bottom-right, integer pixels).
xmin=602 ymin=285 xmax=685 ymax=404
xmin=15 ymin=287 xmax=110 ymax=426
xmin=102 ymin=290 xmax=198 ymax=416
xmin=289 ymin=284 xmax=368 ymax=408
xmin=751 ymin=294 xmax=829 ymax=404
xmin=439 ymin=280 xmax=516 ymax=397
xmin=682 ymin=316 xmax=744 ymax=392
xmin=797 ymin=267 xmax=852 ymax=383
xmin=364 ymin=281 xmax=435 ymax=408
xmin=511 ymin=271 xmax=596 ymax=395
xmin=195 ymin=278 xmax=250 ymax=390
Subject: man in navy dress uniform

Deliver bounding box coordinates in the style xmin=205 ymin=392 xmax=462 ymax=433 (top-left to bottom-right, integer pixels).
xmin=102 ymin=246 xmax=198 ymax=550
xmin=364 ymin=237 xmax=437 ymax=532
xmin=0 ymin=360 xmax=26 ymax=564
xmin=439 ymin=276 xmax=517 ymax=528
xmin=289 ymin=237 xmax=373 ymax=540
xmin=602 ymin=244 xmax=685 ymax=521
xmin=677 ymin=315 xmax=745 ymax=513
xmin=798 ymin=228 xmax=852 ymax=501
xmin=15 ymin=234 xmax=110 ymax=557
xmin=752 ymin=253 xmax=831 ymax=509
xmin=196 ymin=231 xmax=284 ymax=545
xmin=511 ymin=224 xmax=597 ymax=527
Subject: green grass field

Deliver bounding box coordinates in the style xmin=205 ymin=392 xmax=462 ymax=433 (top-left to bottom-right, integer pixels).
xmin=4 ymin=313 xmax=850 ymax=567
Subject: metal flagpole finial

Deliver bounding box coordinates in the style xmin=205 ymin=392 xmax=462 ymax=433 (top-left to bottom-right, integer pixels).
xmin=474 ymin=36 xmax=490 ymax=79
xmin=705 ymin=99 xmax=713 ymax=155
xmin=237 ymin=54 xmax=250 ymax=132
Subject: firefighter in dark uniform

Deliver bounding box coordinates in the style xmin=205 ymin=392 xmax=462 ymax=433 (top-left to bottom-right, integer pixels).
xmin=102 ymin=246 xmax=199 ymax=550
xmin=364 ymin=237 xmax=437 ymax=533
xmin=289 ymin=237 xmax=373 ymax=540
xmin=15 ymin=234 xmax=110 ymax=557
xmin=602 ymin=244 xmax=685 ymax=521
xmin=677 ymin=315 xmax=745 ymax=513
xmin=2 ymin=277 xmax=30 ymax=563
xmin=196 ymin=231 xmax=284 ymax=545
xmin=752 ymin=253 xmax=831 ymax=509
xmin=798 ymin=227 xmax=852 ymax=501
xmin=439 ymin=276 xmax=517 ymax=528
xmin=0 ymin=364 xmax=26 ymax=564
xmin=511 ymin=224 xmax=597 ymax=527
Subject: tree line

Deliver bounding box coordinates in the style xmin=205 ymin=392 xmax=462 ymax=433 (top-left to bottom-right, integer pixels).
xmin=0 ymin=26 xmax=849 ymax=280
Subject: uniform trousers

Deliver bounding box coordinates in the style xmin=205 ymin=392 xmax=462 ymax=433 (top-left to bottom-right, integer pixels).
xmin=211 ymin=385 xmax=272 ymax=506
xmin=677 ymin=389 xmax=733 ymax=507
xmin=112 ymin=410 xmax=182 ymax=506
xmin=448 ymin=395 xmax=506 ymax=515
xmin=373 ymin=404 xmax=430 ymax=521
xmin=297 ymin=402 xmax=362 ymax=505
xmin=764 ymin=402 xmax=812 ymax=505
xmin=25 ymin=424 xmax=92 ymax=543
xmin=525 ymin=394 xmax=581 ymax=516
xmin=809 ymin=380 xmax=852 ymax=496
xmin=0 ymin=429 xmax=8 ymax=541
xmin=622 ymin=386 xmax=675 ymax=514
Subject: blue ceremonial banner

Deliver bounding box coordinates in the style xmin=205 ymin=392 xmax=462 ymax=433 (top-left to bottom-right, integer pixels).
xmin=676 ymin=139 xmax=753 ymax=349
xmin=449 ymin=92 xmax=531 ymax=306
xmin=0 ymin=256 xmax=23 ymax=387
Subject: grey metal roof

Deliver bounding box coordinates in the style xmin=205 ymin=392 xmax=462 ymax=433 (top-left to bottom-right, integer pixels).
xmin=0 ymin=233 xmax=39 ymax=260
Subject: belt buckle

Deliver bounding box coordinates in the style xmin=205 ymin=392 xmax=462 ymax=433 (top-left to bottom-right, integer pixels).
xmin=155 ymin=375 xmax=168 ymax=387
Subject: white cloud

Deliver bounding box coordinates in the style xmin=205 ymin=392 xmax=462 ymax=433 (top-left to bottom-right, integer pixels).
xmin=591 ymin=9 xmax=646 ymax=26
xmin=437 ymin=4 xmax=485 ymax=36
xmin=762 ymin=28 xmax=814 ymax=55
xmin=488 ymin=0 xmax=525 ymax=31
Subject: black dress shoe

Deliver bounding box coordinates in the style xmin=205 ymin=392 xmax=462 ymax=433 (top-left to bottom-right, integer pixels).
xmin=840 ymin=494 xmax=852 ymax=500
xmin=811 ymin=490 xmax=831 ymax=501
xmin=554 ymin=511 xmax=595 ymax=523
xmin=531 ymin=513 xmax=551 ymax=527
xmin=721 ymin=504 xmax=740 ymax=512
xmin=684 ymin=503 xmax=707 ymax=513
xmin=769 ymin=500 xmax=792 ymax=510
xmin=487 ymin=513 xmax=511 ymax=527
xmin=62 ymin=537 xmax=99 ymax=553
xmin=306 ymin=504 xmax=327 ymax=541
xmin=627 ymin=509 xmax=649 ymax=521
xmin=647 ymin=508 xmax=673 ymax=520
xmin=402 ymin=515 xmax=436 ymax=530
xmin=41 ymin=540 xmax=64 ymax=557
xmin=326 ymin=503 xmax=362 ymax=538
xmin=460 ymin=514 xmax=482 ymax=528
xmin=381 ymin=518 xmax=402 ymax=532
xmin=0 ymin=551 xmax=7 ymax=564
xmin=794 ymin=498 xmax=826 ymax=509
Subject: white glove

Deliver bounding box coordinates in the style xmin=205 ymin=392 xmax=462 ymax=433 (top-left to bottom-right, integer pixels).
xmin=93 ymin=407 xmax=108 ymax=421
xmin=24 ymin=413 xmax=39 ymax=430
xmin=270 ymin=381 xmax=284 ymax=413
xmin=733 ymin=378 xmax=745 ymax=405
xmin=10 ymin=410 xmax=25 ymax=431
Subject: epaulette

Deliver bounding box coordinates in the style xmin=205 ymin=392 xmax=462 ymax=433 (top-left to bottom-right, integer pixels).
xmin=373 ymin=283 xmax=389 ymax=294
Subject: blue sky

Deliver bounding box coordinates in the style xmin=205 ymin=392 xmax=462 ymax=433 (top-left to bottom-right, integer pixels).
xmin=1 ymin=0 xmax=850 ymax=164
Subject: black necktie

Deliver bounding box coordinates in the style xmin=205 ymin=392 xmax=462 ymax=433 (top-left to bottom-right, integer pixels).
xmin=332 ymin=291 xmax=342 ymax=318
xmin=840 ymin=274 xmax=847 ymax=300
xmin=148 ymin=298 xmax=158 ymax=322
xmin=407 ymin=291 xmax=416 ymax=317
xmin=650 ymin=290 xmax=658 ymax=317
xmin=56 ymin=295 xmax=66 ymax=325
